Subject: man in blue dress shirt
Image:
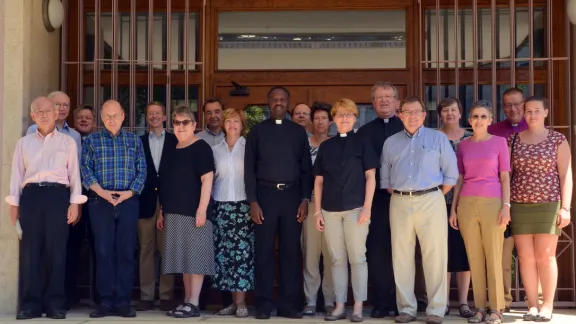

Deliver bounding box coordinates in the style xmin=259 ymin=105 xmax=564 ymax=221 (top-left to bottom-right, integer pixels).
xmin=380 ymin=97 xmax=458 ymax=324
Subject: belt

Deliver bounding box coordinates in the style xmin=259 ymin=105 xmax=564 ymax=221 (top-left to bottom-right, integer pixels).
xmin=393 ymin=187 xmax=439 ymax=197
xmin=25 ymin=182 xmax=67 ymax=188
xmin=258 ymin=180 xmax=297 ymax=191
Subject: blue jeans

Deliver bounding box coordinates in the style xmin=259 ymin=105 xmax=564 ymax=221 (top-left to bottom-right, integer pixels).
xmin=88 ymin=194 xmax=139 ymax=309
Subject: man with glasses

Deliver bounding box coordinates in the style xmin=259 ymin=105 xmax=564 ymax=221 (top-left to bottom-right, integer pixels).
xmin=356 ymin=82 xmax=404 ymax=318
xmin=27 ymin=91 xmax=81 ymax=154
xmin=291 ymin=103 xmax=313 ymax=135
xmin=81 ymin=100 xmax=147 ymax=318
xmin=380 ymin=97 xmax=458 ymax=324
xmin=488 ymin=87 xmax=528 ymax=312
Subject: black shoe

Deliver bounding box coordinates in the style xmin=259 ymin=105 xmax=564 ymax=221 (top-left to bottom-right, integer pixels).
xmin=160 ymin=300 xmax=173 ymax=312
xmin=255 ymin=310 xmax=271 ymax=319
xmin=46 ymin=309 xmax=67 ymax=319
xmin=16 ymin=310 xmax=42 ymax=320
xmin=277 ymin=308 xmax=304 ymax=319
xmin=371 ymin=308 xmax=386 ymax=318
xmin=89 ymin=306 xmax=115 ymax=318
xmin=135 ymin=300 xmax=154 ymax=311
xmin=116 ymin=307 xmax=137 ymax=318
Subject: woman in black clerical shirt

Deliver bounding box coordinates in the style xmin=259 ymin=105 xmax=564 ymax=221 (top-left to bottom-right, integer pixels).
xmin=313 ymin=98 xmax=378 ymax=322
xmin=156 ymin=105 xmax=215 ymax=318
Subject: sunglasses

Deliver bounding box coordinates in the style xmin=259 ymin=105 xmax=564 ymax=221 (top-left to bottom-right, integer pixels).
xmin=470 ymin=114 xmax=489 ymax=120
xmin=172 ymin=119 xmax=193 ymax=126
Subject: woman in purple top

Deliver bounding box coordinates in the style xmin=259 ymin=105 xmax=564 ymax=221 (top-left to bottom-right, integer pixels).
xmin=450 ymin=101 xmax=511 ymax=324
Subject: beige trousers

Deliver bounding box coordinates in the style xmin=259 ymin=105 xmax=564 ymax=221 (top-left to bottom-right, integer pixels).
xmin=138 ymin=205 xmax=174 ymax=301
xmin=502 ymin=236 xmax=515 ymax=307
xmin=390 ymin=190 xmax=447 ymax=317
xmin=323 ymin=208 xmax=369 ymax=303
xmin=457 ymin=197 xmax=505 ymax=310
xmin=302 ymin=201 xmax=335 ymax=306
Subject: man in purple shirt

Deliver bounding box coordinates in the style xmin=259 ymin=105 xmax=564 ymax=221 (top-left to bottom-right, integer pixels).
xmin=487 ymin=87 xmax=526 ymax=312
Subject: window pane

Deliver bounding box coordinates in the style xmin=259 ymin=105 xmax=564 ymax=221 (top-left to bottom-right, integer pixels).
xmin=218 ymin=11 xmax=406 ymax=70
xmin=425 ymin=7 xmax=545 ymax=68
xmin=85 ymin=12 xmax=198 ymax=70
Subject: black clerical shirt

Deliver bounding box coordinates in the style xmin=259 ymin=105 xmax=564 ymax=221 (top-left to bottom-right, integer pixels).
xmin=313 ymin=131 xmax=379 ymax=212
xmin=356 ymin=116 xmax=404 ymax=191
xmin=244 ymin=118 xmax=313 ymax=203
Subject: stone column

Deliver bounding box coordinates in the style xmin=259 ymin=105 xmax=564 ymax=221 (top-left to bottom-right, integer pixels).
xmin=0 ymin=0 xmax=60 ymax=314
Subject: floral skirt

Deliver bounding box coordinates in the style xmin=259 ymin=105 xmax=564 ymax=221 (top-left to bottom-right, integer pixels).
xmin=212 ymin=200 xmax=255 ymax=291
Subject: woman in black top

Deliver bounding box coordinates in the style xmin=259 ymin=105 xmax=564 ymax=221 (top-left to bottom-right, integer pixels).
xmin=314 ymin=99 xmax=378 ymax=322
xmin=157 ymin=106 xmax=215 ymax=318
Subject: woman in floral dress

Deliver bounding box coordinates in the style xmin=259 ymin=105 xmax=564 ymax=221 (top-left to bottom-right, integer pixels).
xmin=211 ymin=108 xmax=254 ymax=318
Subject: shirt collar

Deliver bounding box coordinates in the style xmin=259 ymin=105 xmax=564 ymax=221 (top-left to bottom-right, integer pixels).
xmin=219 ymin=136 xmax=246 ymax=148
xmin=149 ymin=129 xmax=166 ymax=138
xmin=205 ymin=128 xmax=223 ymax=136
xmin=103 ymin=127 xmax=125 ymax=138
xmin=57 ymin=121 xmax=70 ymax=131
xmin=508 ymin=118 xmax=527 ymax=128
xmin=36 ymin=126 xmax=58 ymax=139
xmin=404 ymin=126 xmax=424 ymax=139
xmin=338 ymin=130 xmax=355 ymax=138
xmin=379 ymin=115 xmax=397 ymax=124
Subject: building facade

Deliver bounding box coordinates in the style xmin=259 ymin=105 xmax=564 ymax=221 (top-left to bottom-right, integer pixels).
xmin=0 ymin=0 xmax=575 ymax=313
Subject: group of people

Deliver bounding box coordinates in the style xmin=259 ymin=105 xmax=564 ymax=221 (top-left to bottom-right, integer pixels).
xmin=4 ymin=82 xmax=572 ymax=324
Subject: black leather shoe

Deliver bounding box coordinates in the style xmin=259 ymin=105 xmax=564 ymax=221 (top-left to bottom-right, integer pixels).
xmin=16 ymin=310 xmax=42 ymax=320
xmin=116 ymin=307 xmax=137 ymax=318
xmin=371 ymin=308 xmax=386 ymax=318
xmin=255 ymin=310 xmax=271 ymax=319
xmin=135 ymin=300 xmax=154 ymax=311
xmin=46 ymin=309 xmax=66 ymax=319
xmin=89 ymin=306 xmax=115 ymax=318
xmin=277 ymin=308 xmax=304 ymax=319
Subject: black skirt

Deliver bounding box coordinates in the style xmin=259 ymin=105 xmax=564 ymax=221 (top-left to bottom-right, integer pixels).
xmin=447 ymin=204 xmax=470 ymax=272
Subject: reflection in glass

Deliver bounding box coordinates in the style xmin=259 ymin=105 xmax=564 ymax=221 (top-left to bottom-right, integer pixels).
xmin=217 ymin=11 xmax=406 ymax=69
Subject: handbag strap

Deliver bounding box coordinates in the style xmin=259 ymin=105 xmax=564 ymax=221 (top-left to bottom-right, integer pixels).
xmin=510 ymin=133 xmax=519 ymax=180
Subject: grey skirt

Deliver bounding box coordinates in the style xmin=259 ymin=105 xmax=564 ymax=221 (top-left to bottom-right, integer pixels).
xmin=163 ymin=213 xmax=216 ymax=275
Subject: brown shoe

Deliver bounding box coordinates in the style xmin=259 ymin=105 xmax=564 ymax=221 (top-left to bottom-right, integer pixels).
xmin=395 ymin=312 xmax=417 ymax=323
xmin=426 ymin=315 xmax=443 ymax=324
xmin=160 ymin=300 xmax=173 ymax=312
xmin=135 ymin=300 xmax=154 ymax=311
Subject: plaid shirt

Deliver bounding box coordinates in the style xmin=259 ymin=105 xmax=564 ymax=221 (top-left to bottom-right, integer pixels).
xmin=81 ymin=128 xmax=147 ymax=194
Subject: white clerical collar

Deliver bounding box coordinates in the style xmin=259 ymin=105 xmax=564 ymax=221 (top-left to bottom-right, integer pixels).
xmin=275 ymin=119 xmax=282 ymax=125
xmin=511 ymin=123 xmax=518 ymax=127
xmin=339 ymin=133 xmax=347 ymax=137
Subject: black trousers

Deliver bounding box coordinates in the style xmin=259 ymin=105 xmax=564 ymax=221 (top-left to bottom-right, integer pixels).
xmin=65 ymin=200 xmax=99 ymax=306
xmin=254 ymin=185 xmax=302 ymax=313
xmin=366 ymin=190 xmax=397 ymax=312
xmin=19 ymin=186 xmax=70 ymax=312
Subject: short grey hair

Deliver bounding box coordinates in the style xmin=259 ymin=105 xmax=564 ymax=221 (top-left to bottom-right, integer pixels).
xmin=370 ymin=81 xmax=398 ymax=100
xmin=171 ymin=105 xmax=196 ymax=122
xmin=47 ymin=91 xmax=69 ymax=100
xmin=470 ymin=100 xmax=494 ymax=117
xmin=30 ymin=96 xmax=54 ymax=112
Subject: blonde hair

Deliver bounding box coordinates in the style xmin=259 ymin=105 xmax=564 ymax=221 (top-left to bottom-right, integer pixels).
xmin=221 ymin=108 xmax=248 ymax=137
xmin=331 ymin=98 xmax=358 ymax=117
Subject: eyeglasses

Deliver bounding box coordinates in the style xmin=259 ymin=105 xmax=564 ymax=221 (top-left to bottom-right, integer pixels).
xmin=401 ymin=110 xmax=424 ymax=116
xmin=503 ymin=101 xmax=524 ymax=109
xmin=54 ymin=103 xmax=70 ymax=110
xmin=470 ymin=114 xmax=489 ymax=120
xmin=293 ymin=112 xmax=310 ymax=116
xmin=103 ymin=114 xmax=123 ymax=121
xmin=374 ymin=95 xmax=396 ymax=101
xmin=335 ymin=113 xmax=355 ymax=119
xmin=173 ymin=119 xmax=193 ymax=126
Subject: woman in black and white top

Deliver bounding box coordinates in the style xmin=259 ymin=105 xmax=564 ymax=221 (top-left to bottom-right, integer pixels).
xmin=157 ymin=106 xmax=215 ymax=318
xmin=211 ymin=108 xmax=254 ymax=318
xmin=302 ymin=102 xmax=335 ymax=316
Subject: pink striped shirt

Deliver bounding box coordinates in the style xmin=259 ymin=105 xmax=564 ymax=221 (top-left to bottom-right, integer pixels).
xmin=5 ymin=129 xmax=87 ymax=206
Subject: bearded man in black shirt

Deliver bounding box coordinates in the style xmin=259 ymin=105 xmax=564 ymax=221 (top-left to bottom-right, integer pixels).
xmin=244 ymin=86 xmax=313 ymax=319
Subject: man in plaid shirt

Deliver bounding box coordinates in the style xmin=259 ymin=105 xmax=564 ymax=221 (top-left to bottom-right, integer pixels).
xmin=81 ymin=100 xmax=147 ymax=318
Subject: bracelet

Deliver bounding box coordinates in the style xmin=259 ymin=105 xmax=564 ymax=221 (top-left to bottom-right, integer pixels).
xmin=314 ymin=211 xmax=322 ymax=217
xmin=561 ymin=206 xmax=571 ymax=211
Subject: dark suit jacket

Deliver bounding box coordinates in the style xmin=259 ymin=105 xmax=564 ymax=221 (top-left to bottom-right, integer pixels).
xmin=139 ymin=131 xmax=178 ymax=219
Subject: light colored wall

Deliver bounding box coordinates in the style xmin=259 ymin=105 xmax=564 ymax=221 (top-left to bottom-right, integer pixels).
xmin=0 ymin=0 xmax=60 ymax=314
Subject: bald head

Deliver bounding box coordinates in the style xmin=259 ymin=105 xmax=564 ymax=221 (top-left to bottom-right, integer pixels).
xmin=101 ymin=100 xmax=125 ymax=134
xmin=30 ymin=96 xmax=58 ymax=132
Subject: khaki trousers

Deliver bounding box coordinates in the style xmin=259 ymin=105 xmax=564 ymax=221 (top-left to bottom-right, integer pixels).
xmin=457 ymin=197 xmax=505 ymax=310
xmin=323 ymin=208 xmax=369 ymax=303
xmin=390 ymin=190 xmax=447 ymax=317
xmin=502 ymin=236 xmax=515 ymax=307
xmin=302 ymin=201 xmax=335 ymax=306
xmin=138 ymin=205 xmax=174 ymax=301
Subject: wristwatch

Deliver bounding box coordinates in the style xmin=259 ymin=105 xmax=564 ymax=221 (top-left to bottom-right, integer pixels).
xmin=303 ymin=198 xmax=311 ymax=203
xmin=503 ymin=202 xmax=511 ymax=208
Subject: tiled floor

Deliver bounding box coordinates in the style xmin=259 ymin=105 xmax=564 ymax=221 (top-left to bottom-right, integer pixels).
xmin=0 ymin=308 xmax=574 ymax=323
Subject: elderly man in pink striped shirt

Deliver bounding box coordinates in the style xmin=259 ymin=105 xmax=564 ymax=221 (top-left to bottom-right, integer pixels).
xmin=5 ymin=96 xmax=87 ymax=320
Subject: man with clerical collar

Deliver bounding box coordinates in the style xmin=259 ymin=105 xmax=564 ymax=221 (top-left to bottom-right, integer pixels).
xmin=380 ymin=96 xmax=458 ymax=324
xmin=244 ymin=86 xmax=313 ymax=319
xmin=7 ymin=96 xmax=86 ymax=320
xmin=487 ymin=87 xmax=529 ymax=312
xmin=356 ymin=81 xmax=404 ymax=318
xmin=26 ymin=91 xmax=82 ymax=153
xmin=197 ymin=98 xmax=225 ymax=146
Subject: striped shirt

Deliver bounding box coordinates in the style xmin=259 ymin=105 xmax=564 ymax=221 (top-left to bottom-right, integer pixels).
xmin=81 ymin=128 xmax=147 ymax=194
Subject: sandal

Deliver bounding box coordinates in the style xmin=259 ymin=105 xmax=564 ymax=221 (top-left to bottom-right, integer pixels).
xmin=166 ymin=303 xmax=184 ymax=317
xmin=173 ymin=303 xmax=200 ymax=318
xmin=459 ymin=304 xmax=474 ymax=318
xmin=236 ymin=305 xmax=249 ymax=318
xmin=523 ymin=307 xmax=539 ymax=321
xmin=535 ymin=309 xmax=553 ymax=322
xmin=467 ymin=311 xmax=486 ymax=323
xmin=217 ymin=304 xmax=237 ymax=315
xmin=486 ymin=310 xmax=502 ymax=324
